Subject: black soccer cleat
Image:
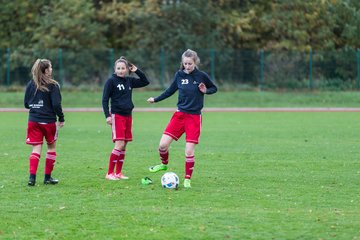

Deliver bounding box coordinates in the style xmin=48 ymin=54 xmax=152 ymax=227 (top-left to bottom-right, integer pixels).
xmin=28 ymin=174 xmax=36 ymax=186
xmin=44 ymin=175 xmax=59 ymax=185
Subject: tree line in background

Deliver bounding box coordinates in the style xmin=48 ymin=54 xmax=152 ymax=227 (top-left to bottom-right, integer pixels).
xmin=1 ymin=0 xmax=359 ymax=51
xmin=0 ymin=0 xmax=359 ymax=89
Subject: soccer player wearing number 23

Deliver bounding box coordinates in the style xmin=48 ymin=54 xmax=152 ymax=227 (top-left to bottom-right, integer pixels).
xmin=147 ymin=49 xmax=217 ymax=188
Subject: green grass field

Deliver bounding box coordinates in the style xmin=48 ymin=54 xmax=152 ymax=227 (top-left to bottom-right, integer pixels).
xmin=1 ymin=109 xmax=360 ymax=239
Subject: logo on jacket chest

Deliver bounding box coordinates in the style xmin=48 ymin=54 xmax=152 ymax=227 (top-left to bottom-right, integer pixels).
xmin=181 ymin=79 xmax=198 ymax=85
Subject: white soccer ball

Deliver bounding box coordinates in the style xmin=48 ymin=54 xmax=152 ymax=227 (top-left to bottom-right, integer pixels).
xmin=161 ymin=172 xmax=179 ymax=189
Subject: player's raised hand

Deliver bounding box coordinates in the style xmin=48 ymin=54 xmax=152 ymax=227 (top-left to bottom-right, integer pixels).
xmin=198 ymin=82 xmax=207 ymax=93
xmin=129 ymin=64 xmax=137 ymax=72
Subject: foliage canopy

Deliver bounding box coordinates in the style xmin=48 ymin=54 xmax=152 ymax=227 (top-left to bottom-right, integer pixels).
xmin=0 ymin=0 xmax=359 ymax=50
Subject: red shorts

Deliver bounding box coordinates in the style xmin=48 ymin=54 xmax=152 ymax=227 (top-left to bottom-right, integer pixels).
xmin=111 ymin=114 xmax=132 ymax=142
xmin=164 ymin=111 xmax=202 ymax=144
xmin=26 ymin=121 xmax=58 ymax=145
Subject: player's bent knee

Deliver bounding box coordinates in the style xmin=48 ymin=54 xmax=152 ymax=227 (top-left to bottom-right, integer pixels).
xmin=159 ymin=145 xmax=169 ymax=152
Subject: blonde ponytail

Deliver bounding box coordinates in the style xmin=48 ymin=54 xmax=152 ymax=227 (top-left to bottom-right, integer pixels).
xmin=31 ymin=58 xmax=58 ymax=91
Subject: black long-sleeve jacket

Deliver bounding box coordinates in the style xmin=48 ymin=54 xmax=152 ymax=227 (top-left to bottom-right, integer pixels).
xmin=154 ymin=68 xmax=217 ymax=115
xmin=24 ymin=80 xmax=65 ymax=123
xmin=102 ymin=69 xmax=149 ymax=118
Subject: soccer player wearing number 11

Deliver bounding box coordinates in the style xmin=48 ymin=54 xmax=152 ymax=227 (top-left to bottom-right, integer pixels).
xmin=102 ymin=57 xmax=149 ymax=180
xmin=147 ymin=49 xmax=218 ymax=188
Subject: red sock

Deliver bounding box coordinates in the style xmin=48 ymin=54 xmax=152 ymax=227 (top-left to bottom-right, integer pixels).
xmin=185 ymin=156 xmax=195 ymax=179
xmin=108 ymin=149 xmax=120 ymax=174
xmin=115 ymin=150 xmax=125 ymax=175
xmin=29 ymin=153 xmax=40 ymax=175
xmin=45 ymin=151 xmax=56 ymax=175
xmin=159 ymin=148 xmax=169 ymax=165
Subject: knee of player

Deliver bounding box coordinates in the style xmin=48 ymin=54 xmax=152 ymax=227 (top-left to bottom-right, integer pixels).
xmin=115 ymin=140 xmax=126 ymax=150
xmin=185 ymin=149 xmax=195 ymax=157
xmin=159 ymin=144 xmax=169 ymax=152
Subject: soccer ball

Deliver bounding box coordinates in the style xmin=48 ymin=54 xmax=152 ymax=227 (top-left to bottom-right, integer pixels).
xmin=161 ymin=172 xmax=179 ymax=189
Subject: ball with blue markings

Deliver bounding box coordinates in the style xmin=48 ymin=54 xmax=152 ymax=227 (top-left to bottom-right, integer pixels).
xmin=161 ymin=172 xmax=179 ymax=189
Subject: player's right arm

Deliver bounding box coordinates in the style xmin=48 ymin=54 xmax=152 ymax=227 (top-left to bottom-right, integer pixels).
xmin=148 ymin=74 xmax=178 ymax=104
xmin=102 ymin=79 xmax=112 ymax=119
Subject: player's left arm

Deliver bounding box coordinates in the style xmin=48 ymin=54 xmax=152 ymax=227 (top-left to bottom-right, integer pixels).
xmin=130 ymin=67 xmax=149 ymax=88
xmin=50 ymin=84 xmax=65 ymax=123
xmin=199 ymin=73 xmax=217 ymax=94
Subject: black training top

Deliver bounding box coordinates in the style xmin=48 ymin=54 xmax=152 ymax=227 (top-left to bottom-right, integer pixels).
xmin=154 ymin=68 xmax=217 ymax=115
xmin=24 ymin=80 xmax=65 ymax=123
xmin=102 ymin=69 xmax=149 ymax=118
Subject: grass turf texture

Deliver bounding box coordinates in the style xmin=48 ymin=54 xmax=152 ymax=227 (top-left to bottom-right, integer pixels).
xmin=1 ymin=111 xmax=360 ymax=239
xmin=1 ymin=90 xmax=360 ymax=108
